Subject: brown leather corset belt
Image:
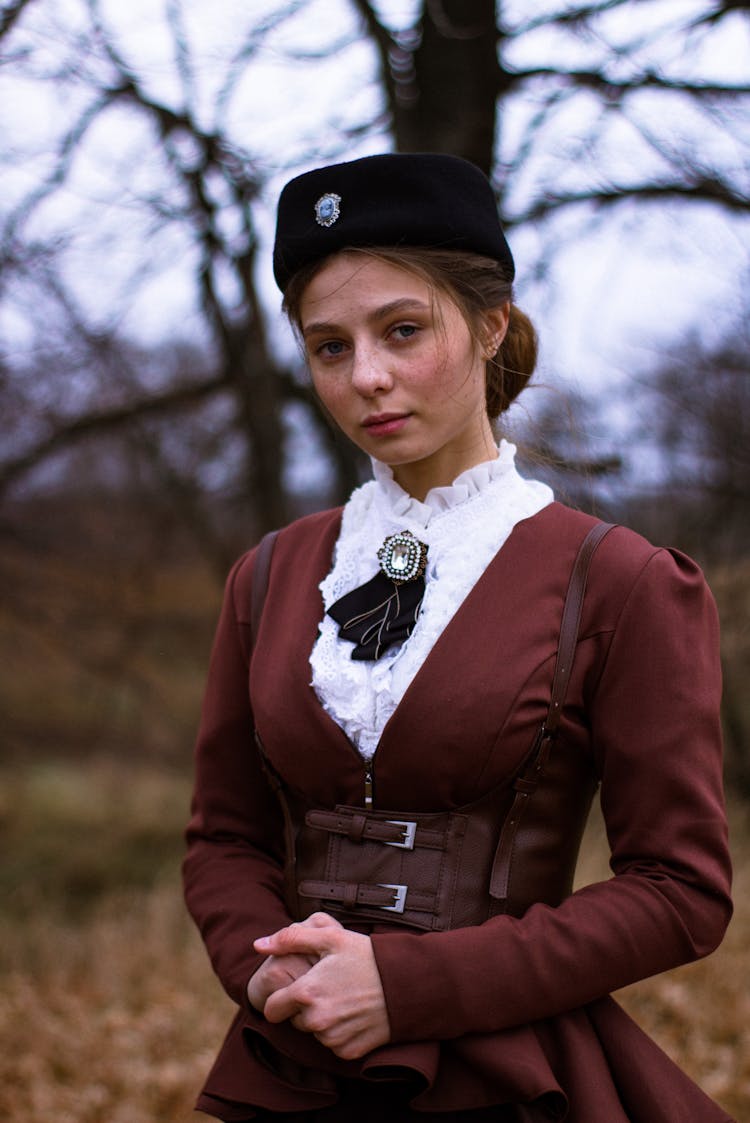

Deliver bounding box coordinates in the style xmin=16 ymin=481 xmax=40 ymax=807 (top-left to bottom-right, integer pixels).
xmin=254 ymin=522 xmax=613 ymax=932
xmin=270 ymin=721 xmax=598 ymax=930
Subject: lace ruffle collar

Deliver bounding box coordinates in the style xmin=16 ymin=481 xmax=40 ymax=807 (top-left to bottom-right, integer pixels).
xmin=370 ymin=440 xmax=518 ymax=525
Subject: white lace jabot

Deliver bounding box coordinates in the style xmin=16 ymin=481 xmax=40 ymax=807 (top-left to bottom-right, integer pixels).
xmin=310 ymin=441 xmax=554 ymax=760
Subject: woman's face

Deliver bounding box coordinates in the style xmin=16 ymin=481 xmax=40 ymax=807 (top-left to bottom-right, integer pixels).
xmin=299 ymin=252 xmax=508 ymax=499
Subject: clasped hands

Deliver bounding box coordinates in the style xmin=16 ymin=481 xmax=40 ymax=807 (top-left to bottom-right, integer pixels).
xmin=247 ymin=911 xmax=391 ymax=1060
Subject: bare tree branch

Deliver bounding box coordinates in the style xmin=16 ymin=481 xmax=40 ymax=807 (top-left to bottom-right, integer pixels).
xmin=1 ymin=0 xmax=748 ymax=539
xmin=165 ymin=0 xmax=197 ymax=113
xmin=348 ymin=0 xmax=402 ymax=116
xmin=501 ymin=0 xmax=634 ymax=36
xmin=0 ymin=375 xmax=229 ymax=496
xmin=689 ymin=0 xmax=750 ymax=28
xmin=507 ymin=65 xmax=750 ymax=100
xmin=0 ymin=0 xmax=35 ymax=40
xmin=508 ymin=176 xmax=750 ymax=226
xmin=2 ymin=87 xmax=125 ymax=246
xmin=214 ymin=0 xmax=312 ymax=118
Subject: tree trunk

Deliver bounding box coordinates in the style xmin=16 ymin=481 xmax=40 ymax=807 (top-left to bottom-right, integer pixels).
xmin=390 ymin=0 xmax=500 ymax=173
xmin=231 ymin=334 xmax=291 ymax=533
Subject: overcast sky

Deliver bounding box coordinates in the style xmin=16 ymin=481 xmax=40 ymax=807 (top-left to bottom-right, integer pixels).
xmin=1 ymin=0 xmax=748 ymax=474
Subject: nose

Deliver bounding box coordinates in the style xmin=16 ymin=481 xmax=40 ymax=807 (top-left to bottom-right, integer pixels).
xmin=350 ymin=341 xmax=394 ymax=396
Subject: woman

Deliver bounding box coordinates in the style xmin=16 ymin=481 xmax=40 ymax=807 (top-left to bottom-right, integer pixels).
xmin=183 ymin=153 xmax=734 ymax=1123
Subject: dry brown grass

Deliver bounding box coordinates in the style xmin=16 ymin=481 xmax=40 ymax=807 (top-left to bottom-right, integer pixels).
xmin=0 ymin=762 xmax=747 ymax=1123
xmin=0 ymin=887 xmax=232 ymax=1123
xmin=0 ymin=760 xmax=231 ymax=1123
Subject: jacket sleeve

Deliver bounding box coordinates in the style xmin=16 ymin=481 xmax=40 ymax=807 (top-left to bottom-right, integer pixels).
xmin=182 ymin=550 xmax=292 ymax=1010
xmin=370 ymin=547 xmax=733 ymax=1042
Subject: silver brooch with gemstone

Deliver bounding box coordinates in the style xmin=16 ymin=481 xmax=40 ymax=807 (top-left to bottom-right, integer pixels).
xmin=314 ymin=192 xmax=341 ymax=227
xmin=377 ymin=530 xmax=428 ymax=585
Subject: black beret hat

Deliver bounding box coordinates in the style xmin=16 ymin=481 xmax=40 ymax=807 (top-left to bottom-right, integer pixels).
xmin=272 ymin=152 xmax=514 ymax=292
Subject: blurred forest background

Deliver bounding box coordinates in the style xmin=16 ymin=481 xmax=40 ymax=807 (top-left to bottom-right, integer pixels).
xmin=0 ymin=0 xmax=748 ymax=1119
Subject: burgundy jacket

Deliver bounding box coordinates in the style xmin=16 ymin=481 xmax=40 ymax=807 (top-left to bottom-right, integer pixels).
xmin=183 ymin=502 xmax=733 ymax=1122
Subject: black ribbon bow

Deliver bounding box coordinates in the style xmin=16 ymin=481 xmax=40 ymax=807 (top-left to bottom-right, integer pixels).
xmin=327 ymin=570 xmax=426 ymax=661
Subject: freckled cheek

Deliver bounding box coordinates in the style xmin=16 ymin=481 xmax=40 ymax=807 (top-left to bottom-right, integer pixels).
xmin=418 ymin=358 xmax=479 ymax=405
xmin=313 ymin=380 xmax=358 ymax=428
xmin=403 ymin=353 xmax=451 ymax=392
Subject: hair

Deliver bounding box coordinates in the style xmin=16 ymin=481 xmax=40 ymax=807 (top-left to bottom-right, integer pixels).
xmin=282 ymin=246 xmax=538 ymax=420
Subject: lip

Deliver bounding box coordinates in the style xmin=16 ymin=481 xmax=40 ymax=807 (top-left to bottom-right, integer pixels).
xmin=362 ymin=412 xmax=410 ymax=436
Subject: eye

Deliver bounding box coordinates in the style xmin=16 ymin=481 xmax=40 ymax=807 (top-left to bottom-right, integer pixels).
xmin=389 ymin=323 xmax=419 ymax=342
xmin=314 ymin=339 xmax=348 ymax=359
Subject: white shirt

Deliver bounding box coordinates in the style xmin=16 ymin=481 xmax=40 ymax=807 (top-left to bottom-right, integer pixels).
xmin=309 ymin=441 xmax=554 ymax=760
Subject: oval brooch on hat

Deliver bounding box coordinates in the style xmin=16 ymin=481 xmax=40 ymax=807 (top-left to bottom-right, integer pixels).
xmin=315 ymin=192 xmax=341 ymax=227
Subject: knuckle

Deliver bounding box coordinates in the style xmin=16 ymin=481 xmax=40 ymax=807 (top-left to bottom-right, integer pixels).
xmin=305 ymin=1012 xmax=329 ymax=1035
xmin=333 ymin=1040 xmax=363 ymax=1061
xmin=293 ymin=977 xmax=316 ymax=1005
xmin=280 ymin=926 xmax=306 ymax=951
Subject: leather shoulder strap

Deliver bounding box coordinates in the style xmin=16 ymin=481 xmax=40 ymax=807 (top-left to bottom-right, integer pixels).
xmin=546 ymin=519 xmax=615 ymax=737
xmin=489 ymin=520 xmax=615 ymax=902
xmin=250 ymin=529 xmax=279 ymax=647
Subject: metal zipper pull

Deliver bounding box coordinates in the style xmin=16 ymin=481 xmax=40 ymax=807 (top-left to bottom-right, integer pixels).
xmin=364 ymin=767 xmax=373 ymax=808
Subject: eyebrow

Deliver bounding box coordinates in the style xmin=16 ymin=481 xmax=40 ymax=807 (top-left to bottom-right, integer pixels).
xmin=301 ymin=297 xmax=431 ymax=338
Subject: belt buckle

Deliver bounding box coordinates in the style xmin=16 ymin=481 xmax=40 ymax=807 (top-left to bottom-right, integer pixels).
xmin=378 ymin=883 xmax=407 ymax=913
xmin=384 ymin=819 xmax=416 ymax=850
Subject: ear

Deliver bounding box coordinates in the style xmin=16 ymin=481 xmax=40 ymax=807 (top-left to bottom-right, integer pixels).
xmin=481 ymin=302 xmax=511 ymax=358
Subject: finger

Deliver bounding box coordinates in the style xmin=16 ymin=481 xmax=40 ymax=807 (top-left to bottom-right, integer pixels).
xmin=254 ymin=911 xmax=341 ymax=953
xmin=255 ymin=923 xmax=338 ymax=958
xmin=330 ymin=1033 xmax=378 ymax=1061
xmin=263 ymin=984 xmax=304 ymax=1025
xmin=302 ymin=911 xmax=343 ymax=929
xmin=314 ymin=1020 xmax=386 ymax=1060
